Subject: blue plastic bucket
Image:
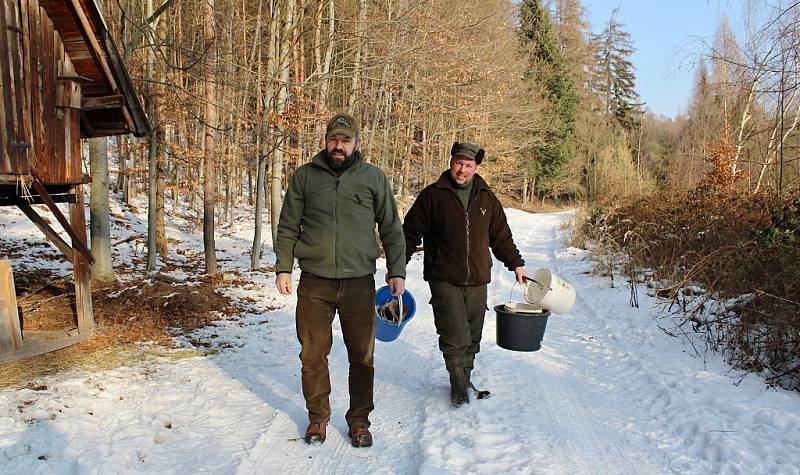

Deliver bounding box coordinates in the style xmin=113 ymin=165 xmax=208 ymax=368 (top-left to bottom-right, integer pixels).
xmin=374 ymin=286 xmax=416 ymax=342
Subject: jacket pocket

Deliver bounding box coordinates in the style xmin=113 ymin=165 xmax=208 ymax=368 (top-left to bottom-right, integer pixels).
xmin=350 ymin=192 xmax=374 ymax=209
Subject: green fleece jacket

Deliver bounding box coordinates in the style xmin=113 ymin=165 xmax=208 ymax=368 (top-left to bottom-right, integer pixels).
xmin=274 ymin=150 xmax=406 ymax=279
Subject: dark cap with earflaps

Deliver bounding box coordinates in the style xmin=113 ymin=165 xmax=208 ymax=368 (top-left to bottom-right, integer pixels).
xmin=450 ymin=142 xmax=485 ymax=164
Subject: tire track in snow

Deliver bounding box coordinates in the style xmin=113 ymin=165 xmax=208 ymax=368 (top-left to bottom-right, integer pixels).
xmin=374 ymin=267 xmax=457 ymax=474
xmin=234 ymin=333 xmax=378 ymax=474
xmin=235 ymin=286 xmax=436 ymax=474
xmin=479 ymin=209 xmax=664 ymax=474
xmin=406 ymin=211 xmax=576 ymax=474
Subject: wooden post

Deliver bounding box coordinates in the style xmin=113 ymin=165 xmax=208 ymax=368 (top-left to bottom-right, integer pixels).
xmin=70 ymin=184 xmax=94 ymax=334
xmin=0 ymin=260 xmax=23 ymax=353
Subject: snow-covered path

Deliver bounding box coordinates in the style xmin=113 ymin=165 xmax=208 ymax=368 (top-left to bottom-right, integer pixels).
xmin=2 ymin=208 xmax=800 ymax=474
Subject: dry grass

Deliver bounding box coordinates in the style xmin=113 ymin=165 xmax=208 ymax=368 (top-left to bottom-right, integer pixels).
xmin=580 ymin=189 xmax=800 ymax=390
xmin=0 ymin=344 xmax=202 ymax=390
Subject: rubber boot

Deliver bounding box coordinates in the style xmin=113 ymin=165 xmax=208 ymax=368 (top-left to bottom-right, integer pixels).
xmin=449 ymin=367 xmax=469 ymax=407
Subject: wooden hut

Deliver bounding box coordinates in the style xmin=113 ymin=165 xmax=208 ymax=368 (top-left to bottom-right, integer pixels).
xmin=0 ymin=0 xmax=148 ymax=363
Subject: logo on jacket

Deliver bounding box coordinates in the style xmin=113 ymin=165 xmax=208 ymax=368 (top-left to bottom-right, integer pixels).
xmin=480 ymin=207 xmax=487 ymax=216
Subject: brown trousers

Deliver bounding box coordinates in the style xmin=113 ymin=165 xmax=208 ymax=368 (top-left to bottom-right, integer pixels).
xmin=295 ymin=272 xmax=376 ymax=428
xmin=428 ymin=280 xmax=488 ymax=371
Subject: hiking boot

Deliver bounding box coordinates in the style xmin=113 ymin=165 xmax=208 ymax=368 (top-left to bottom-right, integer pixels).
xmin=449 ymin=368 xmax=469 ymax=408
xmin=348 ymin=426 xmax=373 ymax=448
xmin=304 ymin=421 xmax=327 ymax=444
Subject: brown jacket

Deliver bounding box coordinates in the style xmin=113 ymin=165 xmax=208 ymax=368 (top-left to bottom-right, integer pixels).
xmin=403 ymin=171 xmax=524 ymax=285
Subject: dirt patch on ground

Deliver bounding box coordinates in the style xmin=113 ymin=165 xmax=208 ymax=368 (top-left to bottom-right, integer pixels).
xmin=92 ymin=275 xmax=237 ymax=345
xmin=1 ymin=269 xmax=241 ymax=389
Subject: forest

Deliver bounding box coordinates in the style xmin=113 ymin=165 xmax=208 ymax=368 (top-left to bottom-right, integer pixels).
xmin=62 ymin=0 xmax=800 ymax=389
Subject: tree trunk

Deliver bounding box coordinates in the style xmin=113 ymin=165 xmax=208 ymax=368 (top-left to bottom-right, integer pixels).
xmin=251 ymin=4 xmax=268 ymax=269
xmin=732 ymin=77 xmax=758 ymax=177
xmin=145 ymin=0 xmax=158 ymax=272
xmin=754 ymin=86 xmax=799 ymax=193
xmin=400 ymin=71 xmax=418 ymax=196
xmin=317 ymin=0 xmax=335 ymax=114
xmin=348 ymin=0 xmax=367 ymax=114
xmin=225 ymin=146 xmax=235 ymax=224
xmin=203 ymin=0 xmax=218 ymax=274
xmin=146 ymin=125 xmax=159 ymax=272
xmin=115 ymin=136 xmax=124 ymax=194
xmin=522 ymin=175 xmax=529 ymax=205
xmin=156 ymin=127 xmax=167 ymax=256
xmin=89 ymin=137 xmax=115 ymax=283
xmin=313 ymin=0 xmax=323 ymax=76
xmin=251 ymin=155 xmax=268 ymax=269
xmin=270 ymin=0 xmax=295 ymax=245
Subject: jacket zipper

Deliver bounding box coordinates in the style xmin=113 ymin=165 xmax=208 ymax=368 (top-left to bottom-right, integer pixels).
xmin=449 ymin=186 xmax=472 ymax=285
xmin=464 ymin=188 xmax=487 ymax=285
xmin=334 ymin=176 xmax=340 ymax=278
xmin=465 ymin=207 xmax=470 ymax=285
xmin=464 ymin=190 xmax=472 ymax=285
xmin=317 ymin=154 xmax=363 ymax=279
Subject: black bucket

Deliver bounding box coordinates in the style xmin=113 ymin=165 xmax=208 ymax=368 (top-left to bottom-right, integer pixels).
xmin=495 ymin=304 xmax=550 ymax=352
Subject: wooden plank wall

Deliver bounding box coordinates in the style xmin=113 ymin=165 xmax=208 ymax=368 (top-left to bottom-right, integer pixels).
xmin=1 ymin=0 xmax=33 ymax=175
xmin=1 ymin=0 xmax=81 ymax=185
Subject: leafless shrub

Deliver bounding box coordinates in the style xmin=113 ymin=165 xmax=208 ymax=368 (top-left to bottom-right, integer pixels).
xmin=580 ymin=190 xmax=800 ymax=391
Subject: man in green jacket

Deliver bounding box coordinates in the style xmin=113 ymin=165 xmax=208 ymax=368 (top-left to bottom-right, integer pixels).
xmin=403 ymin=142 xmax=528 ymax=407
xmin=274 ymin=113 xmax=406 ymax=448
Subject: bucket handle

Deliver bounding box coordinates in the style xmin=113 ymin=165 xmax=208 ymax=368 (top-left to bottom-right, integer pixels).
xmin=397 ymin=293 xmax=404 ymax=326
xmin=508 ymin=277 xmax=553 ymax=304
xmin=508 ymin=281 xmax=522 ymax=304
xmin=523 ymin=275 xmax=553 ymax=291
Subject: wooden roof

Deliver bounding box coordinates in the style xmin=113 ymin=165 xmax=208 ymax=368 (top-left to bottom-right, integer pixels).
xmin=39 ymin=0 xmax=149 ymax=138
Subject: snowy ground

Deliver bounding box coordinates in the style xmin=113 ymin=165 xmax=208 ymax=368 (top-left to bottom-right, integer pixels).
xmin=2 ymin=201 xmax=800 ymax=475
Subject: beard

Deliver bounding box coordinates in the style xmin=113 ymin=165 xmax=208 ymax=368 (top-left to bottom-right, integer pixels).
xmin=326 ymin=148 xmax=356 ymax=169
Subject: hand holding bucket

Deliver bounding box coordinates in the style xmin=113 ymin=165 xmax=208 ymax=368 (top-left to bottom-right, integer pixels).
xmin=374 ymin=286 xmax=416 ymax=342
xmin=496 ymin=268 xmax=576 ymax=352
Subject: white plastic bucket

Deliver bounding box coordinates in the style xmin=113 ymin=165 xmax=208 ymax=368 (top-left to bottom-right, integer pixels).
xmin=524 ymin=268 xmax=576 ymax=315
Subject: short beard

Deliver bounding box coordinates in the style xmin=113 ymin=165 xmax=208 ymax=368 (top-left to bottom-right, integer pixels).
xmin=326 ymin=149 xmax=355 ymax=169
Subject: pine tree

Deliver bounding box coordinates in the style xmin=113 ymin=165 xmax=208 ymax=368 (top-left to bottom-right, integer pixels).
xmin=592 ymin=9 xmax=641 ymax=132
xmin=518 ymin=0 xmax=579 ymax=196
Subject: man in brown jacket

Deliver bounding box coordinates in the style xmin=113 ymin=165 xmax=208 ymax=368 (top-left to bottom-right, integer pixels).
xmin=403 ymin=142 xmax=528 ymax=407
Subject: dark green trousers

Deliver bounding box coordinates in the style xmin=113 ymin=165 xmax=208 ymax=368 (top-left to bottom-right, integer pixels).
xmin=428 ymin=280 xmax=488 ymax=371
xmin=295 ymin=272 xmax=376 ymax=428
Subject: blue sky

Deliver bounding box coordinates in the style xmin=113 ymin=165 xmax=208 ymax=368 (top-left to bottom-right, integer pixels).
xmin=585 ymin=1 xmax=738 ymax=118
